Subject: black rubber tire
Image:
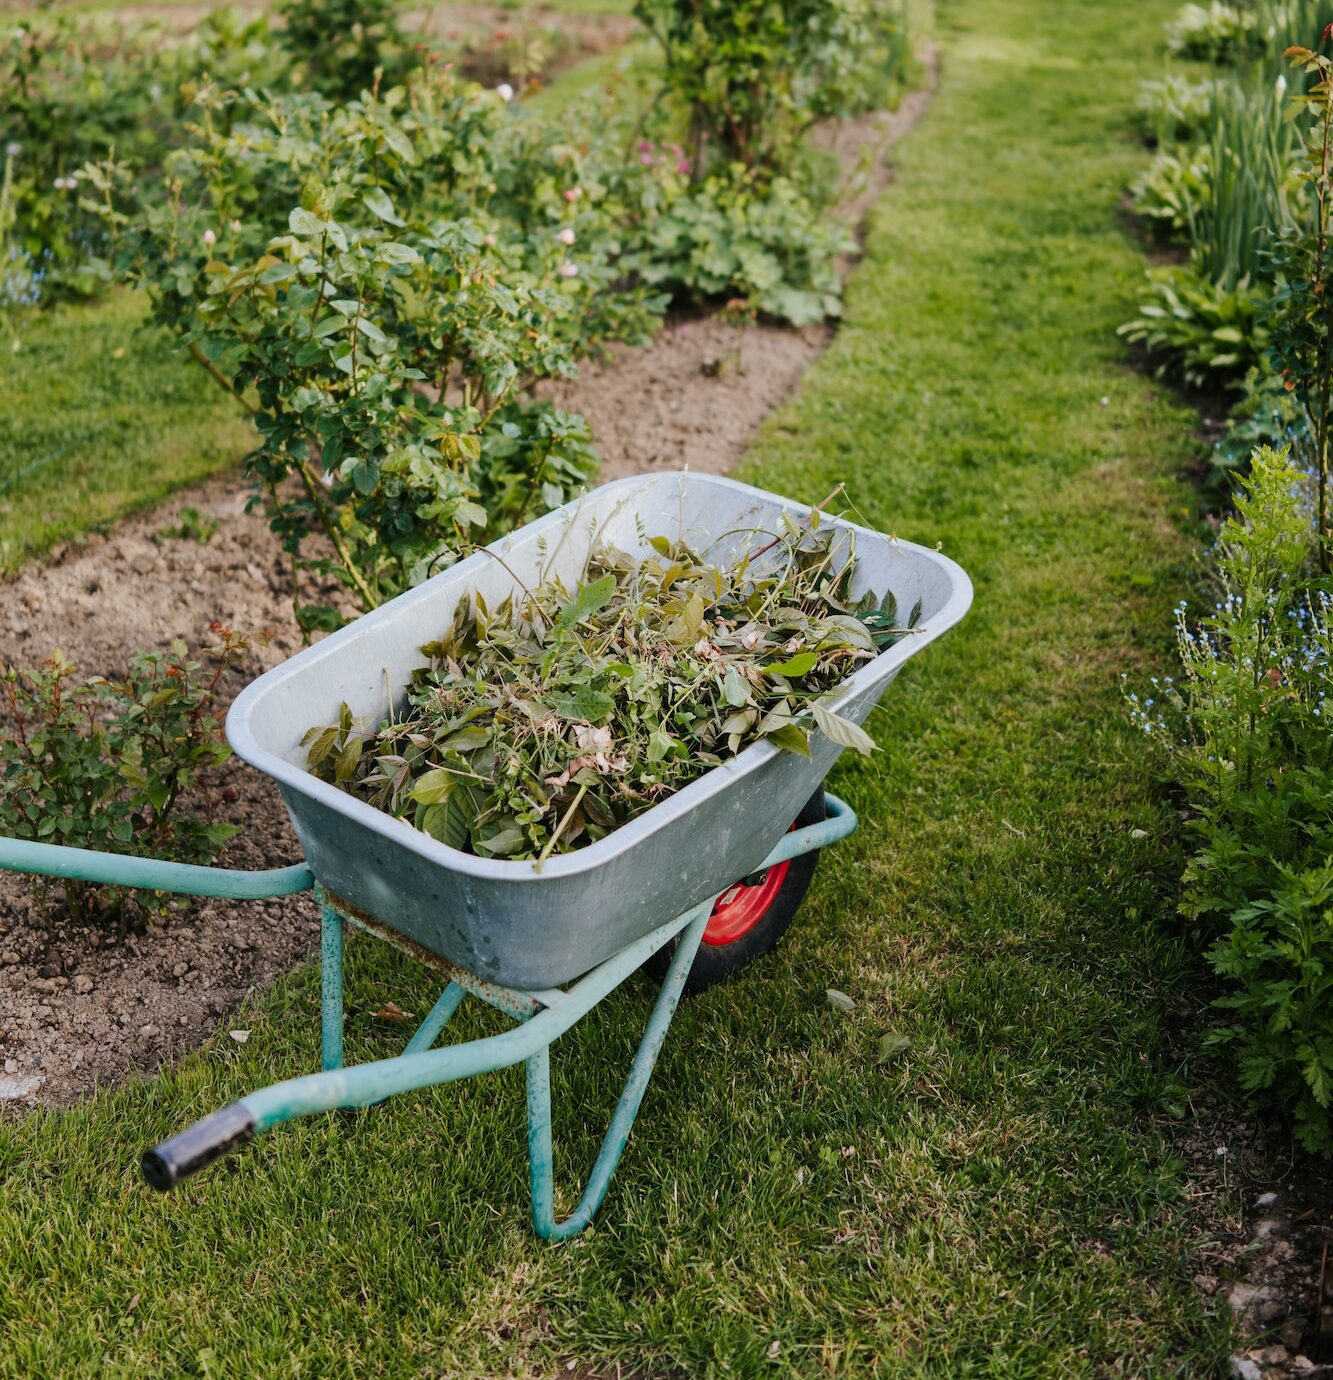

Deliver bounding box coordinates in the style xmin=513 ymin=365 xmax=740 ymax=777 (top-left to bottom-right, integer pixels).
xmin=648 ymin=789 xmax=826 ymax=995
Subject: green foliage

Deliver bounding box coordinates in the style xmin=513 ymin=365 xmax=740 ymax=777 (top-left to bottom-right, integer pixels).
xmin=637 ymin=167 xmax=853 ymax=324
xmin=0 ymin=11 xmax=287 ymax=303
xmin=1130 ymin=147 xmax=1211 ymax=238
xmin=1165 ymin=0 xmax=1327 ymax=62
xmin=1137 ymin=73 xmax=1214 ymax=146
xmin=1123 ymin=69 xmax=1296 ymax=386
xmin=1188 ymin=70 xmax=1296 ymax=291
xmin=1119 ymin=260 xmax=1271 ymax=388
xmin=0 ymin=626 xmax=253 ymax=929
xmin=1267 ymin=42 xmax=1333 ymax=566
xmin=277 ymin=0 xmax=412 ymax=100
xmin=633 ymin=0 xmax=908 ymax=176
xmin=1166 ymin=3 xmax=1256 ymax=61
xmin=1130 ymin=447 xmax=1333 ymax=1153
xmin=306 ymin=517 xmax=896 ymax=860
xmin=105 ymin=75 xmax=646 ymax=629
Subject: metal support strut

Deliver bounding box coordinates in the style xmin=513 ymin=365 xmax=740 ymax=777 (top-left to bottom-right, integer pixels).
xmin=1 ymin=795 xmax=856 ymax=1238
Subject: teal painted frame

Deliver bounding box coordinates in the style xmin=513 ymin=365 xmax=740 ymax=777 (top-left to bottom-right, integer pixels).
xmin=1 ymin=794 xmax=857 ymax=1239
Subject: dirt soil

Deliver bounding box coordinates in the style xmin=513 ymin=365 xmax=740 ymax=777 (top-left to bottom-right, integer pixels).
xmin=1175 ymin=1096 xmax=1333 ymax=1378
xmin=0 ymin=69 xmax=937 ymax=1115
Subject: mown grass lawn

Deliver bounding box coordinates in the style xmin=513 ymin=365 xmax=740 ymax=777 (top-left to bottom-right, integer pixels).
xmin=0 ymin=292 xmax=251 ymax=574
xmin=0 ymin=0 xmax=1235 ymax=1374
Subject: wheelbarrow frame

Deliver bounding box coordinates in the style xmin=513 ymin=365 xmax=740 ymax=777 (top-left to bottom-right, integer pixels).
xmin=0 ymin=794 xmax=855 ymax=1239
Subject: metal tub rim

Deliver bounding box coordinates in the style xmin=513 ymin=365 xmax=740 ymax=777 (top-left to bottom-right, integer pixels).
xmin=226 ymin=472 xmax=973 ymax=890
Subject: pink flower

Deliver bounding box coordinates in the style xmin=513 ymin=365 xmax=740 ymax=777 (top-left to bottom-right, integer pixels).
xmin=484 ymin=232 xmax=497 ymax=247
xmin=202 ymin=228 xmax=216 ymax=247
xmin=676 ymin=159 xmax=690 ymax=175
xmin=639 ymin=153 xmax=653 ymax=166
xmin=558 ymin=227 xmax=575 ymax=245
xmin=637 ymin=140 xmax=653 ymax=153
xmin=558 ymin=262 xmax=579 ymax=278
xmin=563 ymin=187 xmax=581 ymax=202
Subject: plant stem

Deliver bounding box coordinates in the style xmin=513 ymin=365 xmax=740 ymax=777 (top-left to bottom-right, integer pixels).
xmin=187 ymin=342 xmax=259 ymax=416
xmin=296 ymin=459 xmax=380 ymax=611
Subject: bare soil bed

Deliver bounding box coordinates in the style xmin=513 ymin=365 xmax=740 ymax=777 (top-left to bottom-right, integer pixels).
xmin=0 ymin=75 xmax=939 ymax=1112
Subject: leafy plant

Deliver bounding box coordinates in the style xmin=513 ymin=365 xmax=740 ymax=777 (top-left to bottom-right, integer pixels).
xmin=1129 ymin=446 xmax=1333 ymax=1153
xmin=306 ymin=513 xmax=908 ymax=862
xmin=277 ymin=0 xmax=412 ymax=100
xmin=636 ymin=167 xmax=853 ymax=324
xmin=1268 ymin=39 xmax=1333 ymax=570
xmin=103 ymin=75 xmax=641 ymax=632
xmin=1119 ymin=261 xmax=1271 ymax=388
xmin=1187 ymin=70 xmax=1296 ymax=291
xmin=1166 ymin=3 xmax=1258 ymax=61
xmin=633 ymin=0 xmax=908 ymax=178
xmin=1137 ymin=73 xmax=1214 ymax=145
xmin=1130 ymin=147 xmax=1212 ymax=239
xmin=0 ymin=625 xmax=255 ymax=929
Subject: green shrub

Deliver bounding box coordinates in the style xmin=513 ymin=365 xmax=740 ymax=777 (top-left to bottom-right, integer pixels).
xmin=1130 ymin=148 xmax=1211 ymax=239
xmin=1137 ymin=73 xmax=1214 ymax=146
xmin=636 ymin=167 xmax=853 ymax=324
xmin=277 ymin=0 xmax=412 ymax=100
xmin=0 ymin=627 xmax=253 ymax=929
xmin=1119 ymin=261 xmax=1270 ymax=388
xmin=633 ymin=0 xmax=907 ymax=177
xmin=1130 ymin=446 xmax=1333 ymax=1154
xmin=0 ymin=12 xmax=289 ymax=302
xmin=1166 ymin=3 xmax=1257 ymax=62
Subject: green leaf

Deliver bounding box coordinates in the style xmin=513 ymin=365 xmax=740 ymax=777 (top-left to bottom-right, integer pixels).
xmin=878 ymin=1033 xmax=911 ymax=1063
xmin=556 ymin=574 xmax=618 ymax=631
xmin=551 ymin=686 xmax=616 ymax=722
xmin=765 ymin=723 xmax=812 ymax=757
xmin=721 ymin=665 xmax=749 ymax=707
xmin=288 ymin=207 xmax=324 ymax=237
xmin=362 ymin=186 xmax=404 ymax=226
xmin=826 ymin=989 xmax=855 ymax=1012
xmin=812 ymin=701 xmax=877 ymax=757
xmin=409 ymin=767 xmax=456 ymax=805
xmin=767 ymin=651 xmax=818 ymax=678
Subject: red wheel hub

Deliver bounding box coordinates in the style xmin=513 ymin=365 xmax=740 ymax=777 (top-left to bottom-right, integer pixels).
xmin=703 ymin=859 xmax=791 ymax=946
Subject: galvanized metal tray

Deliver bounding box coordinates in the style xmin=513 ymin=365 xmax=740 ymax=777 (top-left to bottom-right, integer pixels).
xmin=226 ymin=472 xmax=972 ymax=988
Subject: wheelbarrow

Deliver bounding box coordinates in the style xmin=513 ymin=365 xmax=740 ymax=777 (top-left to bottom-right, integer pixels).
xmin=0 ymin=473 xmax=971 ymax=1239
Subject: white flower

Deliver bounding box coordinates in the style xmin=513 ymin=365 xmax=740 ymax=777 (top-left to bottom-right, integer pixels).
xmin=558 ymin=262 xmax=578 ymax=278
xmin=496 ymin=82 xmax=514 ymax=102
xmin=202 ymin=228 xmax=216 ymax=248
xmin=558 ymin=227 xmax=575 ymax=246
xmin=4 ymin=141 xmax=19 ymax=159
xmin=229 ymin=219 xmax=242 ymax=232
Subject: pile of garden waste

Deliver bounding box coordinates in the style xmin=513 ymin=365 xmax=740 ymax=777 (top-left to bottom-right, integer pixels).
xmin=304 ymin=516 xmax=914 ymax=861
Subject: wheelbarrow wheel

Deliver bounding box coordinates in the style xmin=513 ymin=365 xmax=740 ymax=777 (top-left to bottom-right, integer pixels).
xmin=648 ymin=789 xmax=826 ymax=995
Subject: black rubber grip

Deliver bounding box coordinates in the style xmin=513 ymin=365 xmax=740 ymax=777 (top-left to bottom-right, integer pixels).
xmin=141 ymin=1103 xmax=256 ymax=1191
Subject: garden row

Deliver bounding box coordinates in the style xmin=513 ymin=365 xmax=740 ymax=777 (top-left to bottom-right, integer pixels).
xmin=0 ymin=2 xmax=910 ymax=921
xmin=1121 ymin=0 xmax=1333 ymax=1156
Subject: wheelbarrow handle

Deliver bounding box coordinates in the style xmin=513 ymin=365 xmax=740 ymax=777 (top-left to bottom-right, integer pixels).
xmin=142 ymin=1103 xmax=256 ymax=1190
xmin=0 ymin=834 xmax=313 ymax=899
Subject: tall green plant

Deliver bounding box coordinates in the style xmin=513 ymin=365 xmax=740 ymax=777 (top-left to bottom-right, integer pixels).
xmin=1191 ymin=69 xmax=1296 ymax=289
xmin=1129 ymin=447 xmax=1333 ymax=1154
xmin=1269 ymin=37 xmax=1333 ymax=570
xmin=633 ymin=0 xmax=906 ymax=178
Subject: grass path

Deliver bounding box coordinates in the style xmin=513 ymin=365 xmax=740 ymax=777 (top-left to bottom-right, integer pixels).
xmin=0 ymin=0 xmax=1234 ymax=1374
xmin=0 ymin=293 xmax=251 ymax=574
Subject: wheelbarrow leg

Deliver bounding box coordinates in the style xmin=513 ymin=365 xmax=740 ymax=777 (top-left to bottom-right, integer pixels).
xmin=320 ymin=902 xmax=344 ymax=1073
xmin=525 ymin=903 xmax=709 ymax=1242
